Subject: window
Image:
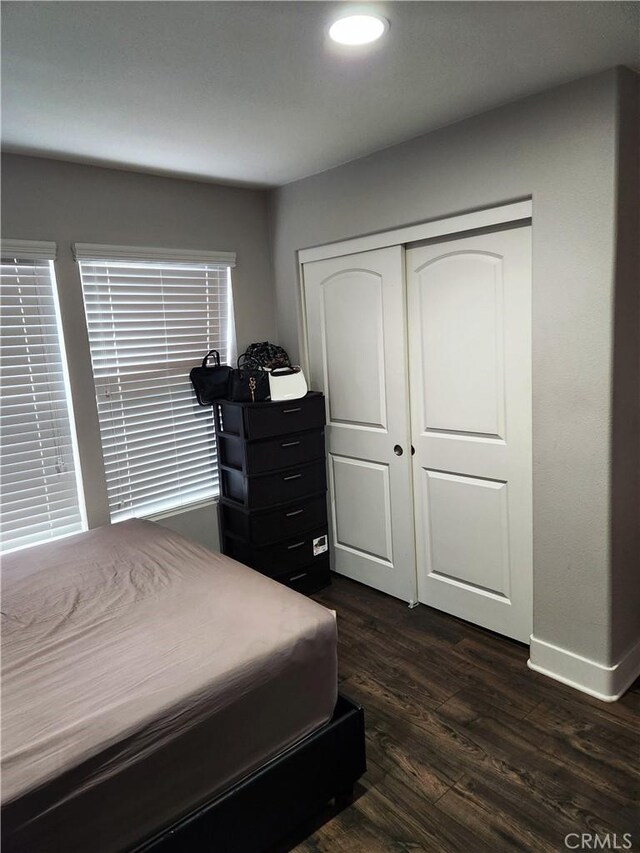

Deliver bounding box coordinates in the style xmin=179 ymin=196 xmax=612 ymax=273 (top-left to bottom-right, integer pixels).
xmin=1 ymin=242 xmax=85 ymax=552
xmin=76 ymin=245 xmax=235 ymax=521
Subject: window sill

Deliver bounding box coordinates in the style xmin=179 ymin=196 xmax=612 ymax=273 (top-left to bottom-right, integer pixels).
xmin=144 ymin=497 xmax=219 ymax=523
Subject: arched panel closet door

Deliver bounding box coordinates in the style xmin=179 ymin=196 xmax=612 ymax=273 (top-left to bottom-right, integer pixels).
xmin=303 ymin=247 xmax=417 ymax=603
xmin=407 ymin=225 xmax=532 ymax=642
xmin=303 ymin=224 xmax=532 ymax=642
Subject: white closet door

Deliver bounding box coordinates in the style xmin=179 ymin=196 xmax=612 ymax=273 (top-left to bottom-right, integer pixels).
xmin=303 ymin=247 xmax=417 ymax=602
xmin=407 ymin=225 xmax=532 ymax=642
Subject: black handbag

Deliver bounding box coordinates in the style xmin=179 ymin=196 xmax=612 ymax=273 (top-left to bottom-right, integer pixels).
xmin=189 ymin=350 xmax=233 ymax=406
xmin=228 ymin=353 xmax=270 ymax=403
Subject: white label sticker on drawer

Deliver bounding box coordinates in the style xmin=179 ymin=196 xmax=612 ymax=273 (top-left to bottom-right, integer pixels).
xmin=313 ymin=535 xmax=328 ymax=556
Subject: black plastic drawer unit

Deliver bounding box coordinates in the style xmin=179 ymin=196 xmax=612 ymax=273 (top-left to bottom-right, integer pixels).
xmin=220 ymin=494 xmax=328 ymax=547
xmin=224 ymin=537 xmax=330 ymax=595
xmin=220 ymin=460 xmax=327 ymax=510
xmin=215 ymin=392 xmax=326 ymax=441
xmin=224 ymin=527 xmax=329 ymax=575
xmin=277 ymin=559 xmax=330 ymax=595
xmin=214 ymin=392 xmax=330 ymax=595
xmin=217 ymin=429 xmax=325 ymax=475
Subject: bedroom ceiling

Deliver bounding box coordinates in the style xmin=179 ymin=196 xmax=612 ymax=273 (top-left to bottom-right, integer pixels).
xmin=1 ymin=1 xmax=638 ymax=188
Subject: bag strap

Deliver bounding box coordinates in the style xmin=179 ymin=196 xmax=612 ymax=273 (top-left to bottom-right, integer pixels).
xmin=237 ymin=353 xmax=268 ymax=380
xmin=202 ymin=350 xmax=221 ymax=368
xmin=237 ymin=352 xmax=261 ymax=370
xmin=270 ymin=367 xmax=298 ymax=377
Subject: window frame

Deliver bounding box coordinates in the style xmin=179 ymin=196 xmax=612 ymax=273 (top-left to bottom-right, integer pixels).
xmin=75 ymin=244 xmax=236 ymax=523
xmin=1 ymin=240 xmax=87 ymax=553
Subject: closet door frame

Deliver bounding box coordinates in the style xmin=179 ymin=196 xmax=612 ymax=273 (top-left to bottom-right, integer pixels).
xmin=298 ymin=198 xmax=530 ymax=261
xmin=297 ymin=199 xmax=532 ymax=606
xmin=297 ymin=200 xmax=531 ymax=374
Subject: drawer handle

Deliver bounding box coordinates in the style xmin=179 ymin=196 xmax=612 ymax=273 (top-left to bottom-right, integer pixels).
xmin=281 ymin=440 xmax=301 ymax=447
xmin=287 ymin=541 xmax=306 ymax=550
xmin=282 ymin=407 xmax=302 ymax=414
xmin=285 ymin=509 xmax=305 ymax=517
xmin=283 ymin=474 xmax=302 ymax=481
xmin=289 ymin=572 xmax=308 ymax=582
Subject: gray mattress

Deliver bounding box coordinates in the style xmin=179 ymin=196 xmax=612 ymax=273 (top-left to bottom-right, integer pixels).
xmin=1 ymin=519 xmax=338 ymax=852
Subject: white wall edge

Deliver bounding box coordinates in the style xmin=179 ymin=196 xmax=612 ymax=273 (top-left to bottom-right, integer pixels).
xmin=528 ymin=634 xmax=640 ymax=702
xmin=298 ymin=198 xmax=532 ymax=264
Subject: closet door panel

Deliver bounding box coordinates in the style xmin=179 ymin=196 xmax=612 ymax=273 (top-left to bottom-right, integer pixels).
xmin=422 ymin=469 xmax=510 ymax=598
xmin=303 ymin=246 xmax=417 ymax=602
xmin=408 ymin=225 xmax=532 ymax=642
xmin=322 ymin=272 xmax=386 ymax=428
xmin=417 ymin=252 xmax=505 ymax=437
xmin=330 ymin=455 xmax=393 ymax=564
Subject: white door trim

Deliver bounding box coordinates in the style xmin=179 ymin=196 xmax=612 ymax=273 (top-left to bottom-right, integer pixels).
xmin=297 ymin=199 xmax=532 ymax=265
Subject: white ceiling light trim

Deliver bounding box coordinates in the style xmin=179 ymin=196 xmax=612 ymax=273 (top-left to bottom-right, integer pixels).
xmin=329 ymin=14 xmax=388 ymax=46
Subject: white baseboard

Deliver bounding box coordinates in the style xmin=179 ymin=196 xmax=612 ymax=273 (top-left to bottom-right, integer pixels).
xmin=528 ymin=634 xmax=640 ymax=702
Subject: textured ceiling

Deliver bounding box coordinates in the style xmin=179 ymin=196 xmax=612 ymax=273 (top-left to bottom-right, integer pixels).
xmin=1 ymin=1 xmax=638 ymax=187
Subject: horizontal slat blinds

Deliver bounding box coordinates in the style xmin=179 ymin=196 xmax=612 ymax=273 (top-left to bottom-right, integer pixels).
xmin=1 ymin=256 xmax=84 ymax=552
xmin=79 ymin=257 xmax=231 ymax=521
xmin=74 ymin=243 xmax=236 ymax=266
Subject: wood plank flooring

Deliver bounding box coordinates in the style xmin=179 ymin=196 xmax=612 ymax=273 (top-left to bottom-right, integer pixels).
xmin=280 ymin=574 xmax=640 ymax=853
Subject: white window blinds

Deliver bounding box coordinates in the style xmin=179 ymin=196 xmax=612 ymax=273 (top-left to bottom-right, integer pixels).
xmin=78 ymin=254 xmax=233 ymax=522
xmin=1 ymin=251 xmax=85 ymax=553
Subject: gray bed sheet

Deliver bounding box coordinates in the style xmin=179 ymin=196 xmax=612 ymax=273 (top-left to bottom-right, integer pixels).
xmin=1 ymin=519 xmax=337 ymax=852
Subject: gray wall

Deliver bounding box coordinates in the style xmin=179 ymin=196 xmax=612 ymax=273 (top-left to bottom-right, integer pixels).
xmin=270 ymin=67 xmax=638 ymax=669
xmin=1 ymin=154 xmax=276 ymax=541
xmin=3 ymin=69 xmax=637 ymax=674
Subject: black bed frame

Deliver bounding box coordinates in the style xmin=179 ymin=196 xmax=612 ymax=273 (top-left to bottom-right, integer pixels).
xmin=131 ymin=695 xmax=366 ymax=853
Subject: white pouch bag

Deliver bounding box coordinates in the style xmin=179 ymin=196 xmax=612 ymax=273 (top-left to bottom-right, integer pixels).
xmin=268 ymin=366 xmax=308 ymax=401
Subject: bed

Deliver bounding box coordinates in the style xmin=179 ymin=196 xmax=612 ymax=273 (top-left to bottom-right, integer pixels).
xmin=1 ymin=519 xmax=365 ymax=852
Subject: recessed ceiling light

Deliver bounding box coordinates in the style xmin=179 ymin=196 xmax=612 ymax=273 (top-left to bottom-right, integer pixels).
xmin=328 ymin=14 xmax=388 ymax=46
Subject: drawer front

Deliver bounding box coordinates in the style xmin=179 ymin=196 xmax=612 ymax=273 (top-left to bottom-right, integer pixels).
xmin=280 ymin=558 xmax=331 ymax=594
xmin=224 ymin=526 xmax=329 ymax=574
xmin=221 ymin=495 xmax=327 ymax=546
xmin=243 ymin=395 xmax=325 ymax=440
xmin=220 ymin=460 xmax=326 ymax=509
xmin=247 ymin=461 xmax=326 ymax=509
xmin=246 ymin=430 xmax=325 ymax=475
xmin=251 ymin=495 xmax=327 ymax=543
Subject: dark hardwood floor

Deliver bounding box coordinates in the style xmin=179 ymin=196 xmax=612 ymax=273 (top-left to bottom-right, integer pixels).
xmin=283 ymin=574 xmax=640 ymax=853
